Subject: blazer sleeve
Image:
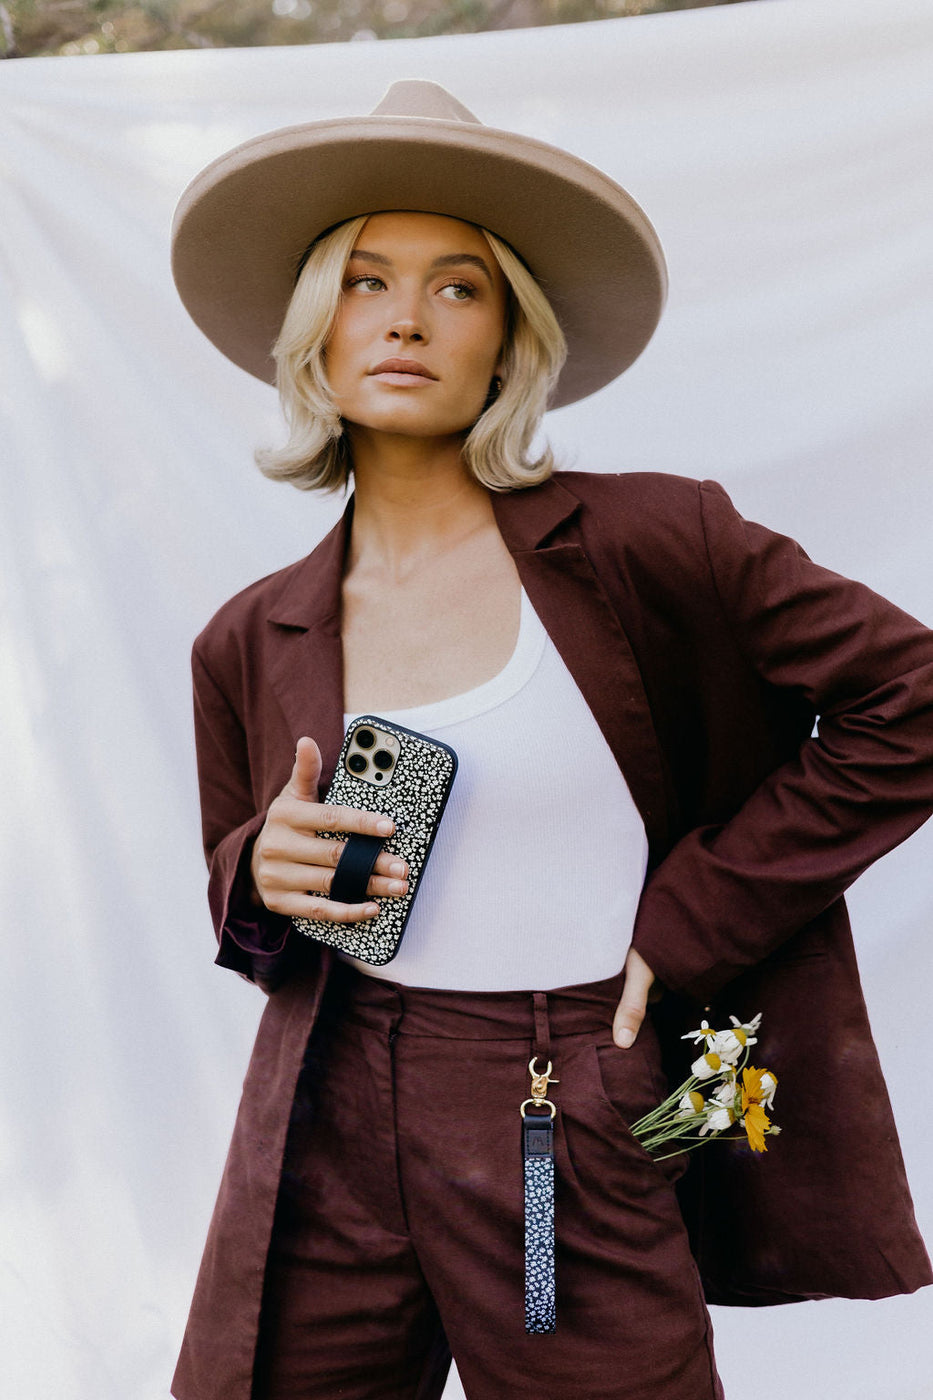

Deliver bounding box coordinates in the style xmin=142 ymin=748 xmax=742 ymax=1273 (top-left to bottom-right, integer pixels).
xmin=191 ymin=639 xmax=294 ymax=990
xmin=631 ymin=478 xmax=933 ymax=1003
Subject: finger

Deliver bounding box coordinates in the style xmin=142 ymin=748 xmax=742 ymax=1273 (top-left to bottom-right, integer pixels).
xmin=316 ymin=802 xmax=395 ymax=839
xmin=265 ymin=889 xmax=381 ymax=923
xmin=312 ymin=866 xmax=408 ymax=900
xmin=278 ymin=799 xmax=395 ymax=841
xmin=372 ymin=851 xmax=409 ymax=880
xmin=261 ymin=830 xmax=406 ymax=879
xmin=612 ymin=948 xmax=656 ymax=1049
xmin=256 ymin=848 xmax=409 ymax=898
xmin=366 ymin=874 xmax=409 ymax=898
xmin=286 ymin=737 xmax=323 ymax=802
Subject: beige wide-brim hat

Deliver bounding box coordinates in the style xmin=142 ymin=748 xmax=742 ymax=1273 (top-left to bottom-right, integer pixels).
xmin=171 ymin=80 xmax=667 ymax=409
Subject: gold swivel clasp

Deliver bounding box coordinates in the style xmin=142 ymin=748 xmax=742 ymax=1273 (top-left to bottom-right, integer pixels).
xmin=520 ymin=1056 xmax=559 ymax=1120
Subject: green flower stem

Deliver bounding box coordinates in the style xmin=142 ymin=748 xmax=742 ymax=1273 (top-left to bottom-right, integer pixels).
xmin=652 ymin=1138 xmax=712 ymax=1162
xmin=634 ymin=1115 xmax=702 ymax=1145
xmin=629 ymin=1076 xmax=698 ymax=1135
xmin=637 ymin=1120 xmax=706 ymax=1150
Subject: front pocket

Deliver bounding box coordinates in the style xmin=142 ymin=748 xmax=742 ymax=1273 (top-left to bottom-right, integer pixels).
xmin=593 ymin=1020 xmax=668 ymax=1120
xmin=587 ymin=1033 xmax=690 ymax=1185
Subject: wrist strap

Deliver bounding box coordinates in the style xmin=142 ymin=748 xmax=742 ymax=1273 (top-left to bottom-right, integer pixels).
xmin=329 ymin=832 xmax=384 ymax=904
xmin=520 ymin=1055 xmax=558 ymax=1334
xmin=522 ymin=1111 xmax=556 ymax=1333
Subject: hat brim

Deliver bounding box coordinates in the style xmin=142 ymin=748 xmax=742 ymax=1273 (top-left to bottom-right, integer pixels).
xmin=171 ymin=114 xmax=667 ymax=408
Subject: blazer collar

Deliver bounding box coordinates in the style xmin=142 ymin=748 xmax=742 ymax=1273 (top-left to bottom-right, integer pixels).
xmin=265 ymin=475 xmax=581 ymax=631
xmin=267 ymin=496 xmax=354 ymax=632
xmin=490 ymin=475 xmax=582 ymax=550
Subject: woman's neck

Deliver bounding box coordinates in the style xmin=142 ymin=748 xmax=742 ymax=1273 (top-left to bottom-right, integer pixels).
xmin=346 ymin=431 xmax=496 ymax=584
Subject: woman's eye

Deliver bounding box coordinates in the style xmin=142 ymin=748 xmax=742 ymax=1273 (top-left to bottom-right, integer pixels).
xmin=346 ymin=275 xmax=385 ymax=292
xmin=439 ymin=281 xmax=475 ymax=301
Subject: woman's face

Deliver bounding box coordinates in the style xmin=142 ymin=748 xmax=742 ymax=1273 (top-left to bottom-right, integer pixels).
xmin=324 ymin=211 xmax=508 ymax=444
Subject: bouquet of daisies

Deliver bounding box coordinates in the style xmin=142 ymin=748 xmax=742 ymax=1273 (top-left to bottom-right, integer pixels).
xmin=631 ymin=1013 xmax=780 ymax=1160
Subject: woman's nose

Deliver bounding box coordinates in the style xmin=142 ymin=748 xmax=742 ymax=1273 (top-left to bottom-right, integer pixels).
xmin=385 ymin=287 xmax=429 ymax=343
xmin=386 ymin=317 xmax=426 ymax=344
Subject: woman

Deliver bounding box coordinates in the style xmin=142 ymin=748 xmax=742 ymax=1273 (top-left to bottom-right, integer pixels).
xmin=170 ymin=82 xmax=933 ymax=1400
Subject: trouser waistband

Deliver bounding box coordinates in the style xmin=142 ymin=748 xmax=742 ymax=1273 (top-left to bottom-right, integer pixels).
xmin=326 ymin=957 xmax=625 ymax=1062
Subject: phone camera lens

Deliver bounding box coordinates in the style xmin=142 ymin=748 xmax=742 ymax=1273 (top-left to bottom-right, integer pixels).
xmin=373 ymin=749 xmax=393 ymax=771
xmin=356 ymin=728 xmax=376 ymax=749
xmin=348 ymin=753 xmax=367 ymax=774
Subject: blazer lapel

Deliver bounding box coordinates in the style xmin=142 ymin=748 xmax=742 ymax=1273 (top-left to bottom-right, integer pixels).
xmin=492 ymin=481 xmax=672 ymax=857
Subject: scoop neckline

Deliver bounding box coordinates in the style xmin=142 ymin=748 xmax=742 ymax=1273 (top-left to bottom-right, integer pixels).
xmin=344 ymin=588 xmax=547 ymax=731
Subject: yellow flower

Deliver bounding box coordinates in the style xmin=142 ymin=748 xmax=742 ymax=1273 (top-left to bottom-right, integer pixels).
xmin=743 ymin=1102 xmax=771 ymax=1152
xmin=740 ymin=1066 xmax=778 ymax=1152
xmin=741 ymin=1065 xmax=778 ymax=1110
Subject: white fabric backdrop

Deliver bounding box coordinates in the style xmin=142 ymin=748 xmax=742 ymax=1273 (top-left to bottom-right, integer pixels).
xmin=1 ymin=1 xmax=932 ymax=1396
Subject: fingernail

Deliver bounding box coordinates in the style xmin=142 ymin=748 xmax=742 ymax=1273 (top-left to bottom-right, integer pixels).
xmin=389 ymin=880 xmax=407 ymax=896
xmin=377 ymin=819 xmax=394 ymax=836
xmin=615 ymin=1028 xmax=635 ymax=1048
xmin=388 ymin=859 xmax=407 ymax=877
xmin=364 ymin=903 xmax=379 ymax=918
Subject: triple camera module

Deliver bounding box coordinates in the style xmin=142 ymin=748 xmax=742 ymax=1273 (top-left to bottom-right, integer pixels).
xmin=344 ymin=725 xmax=400 ymax=785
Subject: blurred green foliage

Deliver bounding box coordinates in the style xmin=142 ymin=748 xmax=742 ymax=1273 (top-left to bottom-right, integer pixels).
xmin=0 ymin=0 xmax=749 ymax=59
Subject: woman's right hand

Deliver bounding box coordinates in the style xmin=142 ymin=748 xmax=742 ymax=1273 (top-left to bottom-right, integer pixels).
xmin=250 ymin=736 xmax=410 ymax=923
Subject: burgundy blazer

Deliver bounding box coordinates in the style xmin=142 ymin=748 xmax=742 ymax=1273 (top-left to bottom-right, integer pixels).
xmin=173 ymin=472 xmax=933 ymax=1400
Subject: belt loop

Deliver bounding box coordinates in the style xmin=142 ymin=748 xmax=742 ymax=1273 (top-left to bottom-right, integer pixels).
xmin=532 ymin=991 xmax=551 ymax=1063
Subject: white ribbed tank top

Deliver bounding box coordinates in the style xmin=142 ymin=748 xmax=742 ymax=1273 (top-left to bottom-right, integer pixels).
xmin=340 ymin=589 xmax=648 ymax=990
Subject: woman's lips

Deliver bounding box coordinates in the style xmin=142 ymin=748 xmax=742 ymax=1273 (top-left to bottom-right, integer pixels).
xmin=369 ymin=358 xmax=438 ymax=384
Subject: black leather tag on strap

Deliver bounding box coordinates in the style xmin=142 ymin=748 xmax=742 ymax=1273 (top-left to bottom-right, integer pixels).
xmin=329 ymin=832 xmax=385 ymax=905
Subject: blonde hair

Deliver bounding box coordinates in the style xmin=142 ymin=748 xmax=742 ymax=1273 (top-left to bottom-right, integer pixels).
xmin=256 ymin=215 xmax=567 ymax=493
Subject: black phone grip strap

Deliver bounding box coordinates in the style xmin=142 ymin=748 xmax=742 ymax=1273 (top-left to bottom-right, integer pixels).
xmin=329 ymin=833 xmax=385 ymax=905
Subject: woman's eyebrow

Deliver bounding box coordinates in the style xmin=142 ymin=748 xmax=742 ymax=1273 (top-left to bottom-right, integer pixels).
xmin=429 ymin=253 xmax=494 ymax=284
xmin=348 ymin=249 xmax=493 ymax=284
xmin=348 ymin=249 xmax=391 ymax=267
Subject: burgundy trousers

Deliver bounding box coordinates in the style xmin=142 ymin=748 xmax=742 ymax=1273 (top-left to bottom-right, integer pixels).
xmin=252 ymin=960 xmax=724 ymax=1400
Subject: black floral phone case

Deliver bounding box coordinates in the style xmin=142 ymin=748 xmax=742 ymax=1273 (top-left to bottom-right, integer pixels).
xmin=291 ymin=715 xmax=458 ymax=965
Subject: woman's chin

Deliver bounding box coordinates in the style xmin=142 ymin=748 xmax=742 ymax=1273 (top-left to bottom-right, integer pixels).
xmin=344 ymin=412 xmax=477 ymax=446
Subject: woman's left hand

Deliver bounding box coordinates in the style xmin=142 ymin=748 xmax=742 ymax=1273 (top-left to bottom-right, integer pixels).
xmin=612 ymin=947 xmax=657 ymax=1048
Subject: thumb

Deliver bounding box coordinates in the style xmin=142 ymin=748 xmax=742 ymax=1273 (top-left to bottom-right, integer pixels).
xmin=287 ymin=736 xmax=322 ymax=802
xmin=612 ymin=946 xmax=655 ymax=1049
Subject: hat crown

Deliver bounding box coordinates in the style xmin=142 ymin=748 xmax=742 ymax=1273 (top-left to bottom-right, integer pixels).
xmin=370 ymin=80 xmax=481 ymax=125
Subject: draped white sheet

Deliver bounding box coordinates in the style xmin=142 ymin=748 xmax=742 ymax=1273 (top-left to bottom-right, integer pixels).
xmin=1 ymin=1 xmax=932 ymax=1395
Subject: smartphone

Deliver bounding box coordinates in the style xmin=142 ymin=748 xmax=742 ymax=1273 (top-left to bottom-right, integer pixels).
xmin=291 ymin=715 xmax=458 ymax=964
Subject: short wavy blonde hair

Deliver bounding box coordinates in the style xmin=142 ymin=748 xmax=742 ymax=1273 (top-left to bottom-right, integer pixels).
xmin=256 ymin=214 xmax=567 ymax=493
